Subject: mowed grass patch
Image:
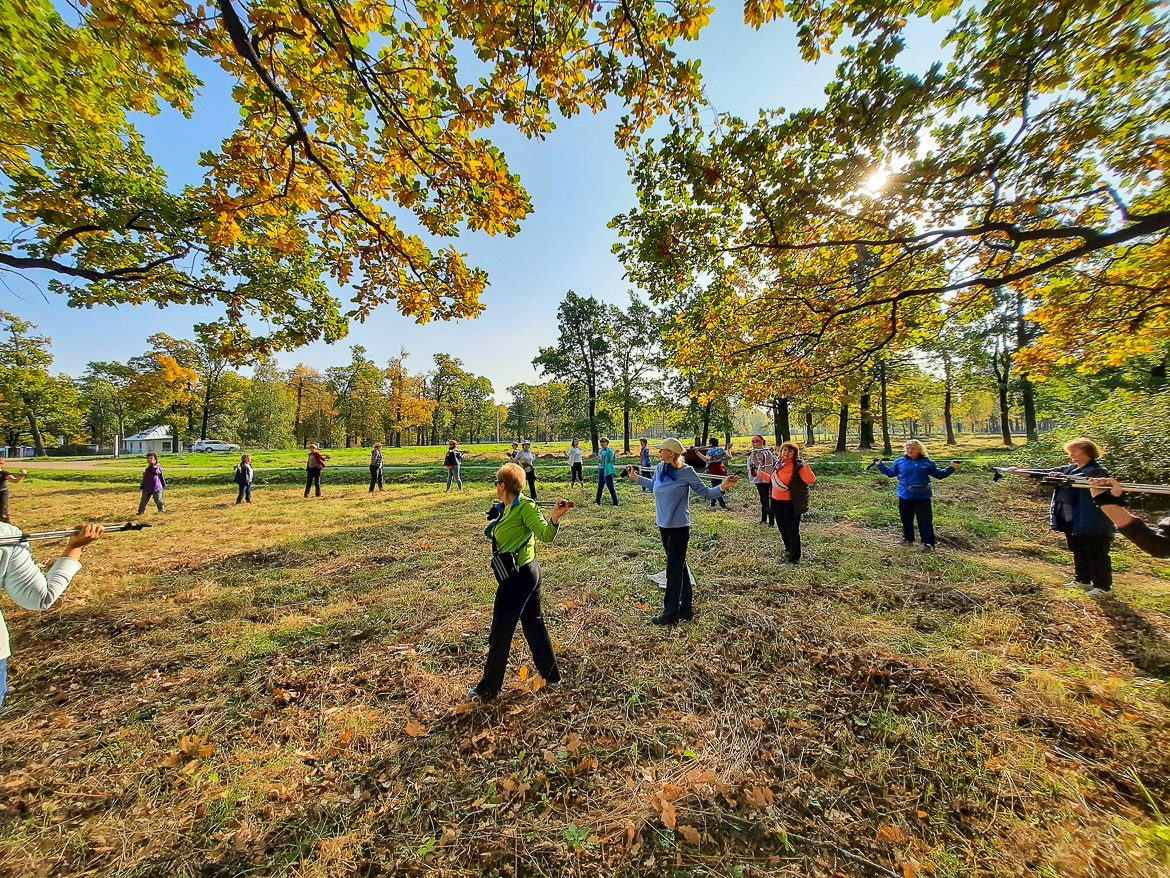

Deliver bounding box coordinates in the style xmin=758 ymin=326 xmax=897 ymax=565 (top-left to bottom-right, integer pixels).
xmin=0 ymin=468 xmax=1167 ymax=877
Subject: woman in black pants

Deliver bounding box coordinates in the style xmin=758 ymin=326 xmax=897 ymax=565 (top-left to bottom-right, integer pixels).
xmin=624 ymin=439 xmax=740 ymax=625
xmin=470 ymin=463 xmax=573 ymax=700
xmin=746 ymin=435 xmax=776 ymax=525
xmin=1010 ymin=438 xmax=1114 ymax=595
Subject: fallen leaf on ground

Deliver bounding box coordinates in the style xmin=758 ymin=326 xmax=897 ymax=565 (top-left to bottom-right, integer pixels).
xmin=677 ymin=825 xmax=700 ymax=844
xmin=405 ymin=720 xmax=425 ymax=737
xmin=877 ymin=825 xmax=907 ymax=843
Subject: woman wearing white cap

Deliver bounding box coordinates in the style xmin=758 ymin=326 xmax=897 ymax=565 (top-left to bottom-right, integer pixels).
xmin=625 ymin=439 xmax=739 ymax=625
xmin=515 ymin=440 xmax=537 ymax=499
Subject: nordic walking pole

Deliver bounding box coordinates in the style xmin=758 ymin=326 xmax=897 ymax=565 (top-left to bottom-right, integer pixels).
xmin=0 ymin=521 xmax=152 ymax=547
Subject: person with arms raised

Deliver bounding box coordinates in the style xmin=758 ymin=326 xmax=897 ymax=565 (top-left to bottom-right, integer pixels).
xmin=626 ymin=439 xmax=740 ymax=625
xmin=0 ymin=523 xmax=104 ymax=710
xmin=876 ymin=440 xmax=958 ymax=551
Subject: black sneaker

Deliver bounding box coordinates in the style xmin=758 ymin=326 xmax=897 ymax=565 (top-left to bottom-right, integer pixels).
xmin=650 ymin=614 xmax=680 ymax=626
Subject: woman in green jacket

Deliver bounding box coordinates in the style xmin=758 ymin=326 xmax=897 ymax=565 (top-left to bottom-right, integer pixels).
xmin=471 ymin=463 xmax=573 ymax=700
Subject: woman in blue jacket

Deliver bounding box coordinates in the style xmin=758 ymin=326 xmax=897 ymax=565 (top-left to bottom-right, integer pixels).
xmin=1010 ymin=438 xmax=1114 ymax=595
xmin=877 ymin=440 xmax=959 ymax=551
xmin=625 ymin=439 xmax=739 ymax=625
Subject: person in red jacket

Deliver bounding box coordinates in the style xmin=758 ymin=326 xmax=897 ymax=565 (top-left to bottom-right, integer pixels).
xmin=304 ymin=444 xmax=329 ymax=498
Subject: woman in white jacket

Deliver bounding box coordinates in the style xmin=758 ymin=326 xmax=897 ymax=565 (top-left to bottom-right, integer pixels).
xmin=0 ymin=523 xmax=103 ymax=709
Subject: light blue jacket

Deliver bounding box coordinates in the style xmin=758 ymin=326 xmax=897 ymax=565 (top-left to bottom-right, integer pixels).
xmin=637 ymin=463 xmax=724 ymax=528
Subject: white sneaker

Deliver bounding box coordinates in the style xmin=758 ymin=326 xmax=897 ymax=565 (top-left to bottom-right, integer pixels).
xmin=1086 ymin=587 xmax=1113 ymax=598
xmin=648 ymin=570 xmax=667 ymax=584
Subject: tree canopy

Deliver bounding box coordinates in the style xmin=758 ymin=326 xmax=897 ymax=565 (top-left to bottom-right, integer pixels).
xmin=1 ymin=0 xmax=707 ymax=354
xmin=613 ymin=0 xmax=1170 ymax=388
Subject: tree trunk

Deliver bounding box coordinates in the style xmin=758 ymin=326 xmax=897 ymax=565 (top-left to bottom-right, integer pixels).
xmin=1020 ymin=375 xmax=1038 ymax=442
xmin=293 ymin=382 xmax=304 ymax=446
xmin=835 ymin=402 xmax=849 ymax=452
xmin=700 ymin=400 xmax=711 ymax=446
xmin=858 ymin=392 xmax=874 ymax=449
xmin=587 ymin=382 xmax=599 ymax=452
xmin=997 ymin=380 xmax=1013 ymax=446
xmin=879 ymin=361 xmax=892 ymax=456
xmin=943 ymin=386 xmax=956 ymax=445
xmin=26 ymin=408 xmax=45 ymax=456
xmin=772 ymin=397 xmax=791 ymax=444
xmin=623 ymin=405 xmax=631 ymax=455
xmin=804 ymin=408 xmax=814 ymax=446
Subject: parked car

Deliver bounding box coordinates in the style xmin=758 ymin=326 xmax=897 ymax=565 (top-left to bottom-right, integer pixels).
xmin=191 ymin=439 xmax=241 ymax=453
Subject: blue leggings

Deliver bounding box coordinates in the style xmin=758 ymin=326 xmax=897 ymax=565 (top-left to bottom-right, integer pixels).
xmin=595 ymin=472 xmax=618 ymax=505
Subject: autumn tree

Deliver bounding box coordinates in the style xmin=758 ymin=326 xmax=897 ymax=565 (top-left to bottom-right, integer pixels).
xmin=240 ymin=357 xmax=295 ymax=448
xmin=328 ymin=346 xmax=385 ymax=446
xmin=384 ymin=350 xmax=434 ymax=447
xmin=0 ymin=313 xmax=81 ymax=453
xmin=427 ymin=354 xmax=473 ymax=445
xmin=127 ymin=334 xmax=201 ymax=441
xmin=608 ymin=295 xmax=660 ymax=453
xmin=79 ymin=361 xmax=136 ymax=445
xmin=534 ymin=292 xmax=612 ymax=451
xmin=1 ymin=0 xmax=711 ymax=353
xmin=613 ymin=0 xmax=1169 ymax=386
xmin=287 ymin=365 xmax=333 ymax=447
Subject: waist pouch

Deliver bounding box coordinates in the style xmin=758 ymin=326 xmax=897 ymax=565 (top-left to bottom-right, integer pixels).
xmin=490 ymin=530 xmax=532 ymax=586
xmin=490 ymin=551 xmax=522 ymax=586
xmin=906 ymin=483 xmax=931 ymax=496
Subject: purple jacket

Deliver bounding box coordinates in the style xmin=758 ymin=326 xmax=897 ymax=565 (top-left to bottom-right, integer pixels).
xmin=141 ymin=463 xmax=166 ymax=493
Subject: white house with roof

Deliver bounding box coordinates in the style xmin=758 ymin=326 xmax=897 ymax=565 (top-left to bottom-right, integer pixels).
xmin=122 ymin=426 xmax=179 ymax=455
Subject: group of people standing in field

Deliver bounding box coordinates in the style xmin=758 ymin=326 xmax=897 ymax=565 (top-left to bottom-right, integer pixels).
xmin=4 ymin=434 xmax=1168 ymax=714
xmin=471 ymin=433 xmax=1170 ymax=703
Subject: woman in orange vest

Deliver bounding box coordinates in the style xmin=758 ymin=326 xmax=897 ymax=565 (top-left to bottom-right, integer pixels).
xmin=768 ymin=441 xmax=816 ymax=564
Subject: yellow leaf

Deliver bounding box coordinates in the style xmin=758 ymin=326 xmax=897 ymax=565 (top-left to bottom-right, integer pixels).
xmin=405 ymin=719 xmax=425 ymax=737
xmin=518 ymin=664 xmax=529 ymax=682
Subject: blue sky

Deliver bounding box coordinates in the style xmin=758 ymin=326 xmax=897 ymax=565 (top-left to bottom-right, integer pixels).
xmin=6 ymin=5 xmax=942 ymax=400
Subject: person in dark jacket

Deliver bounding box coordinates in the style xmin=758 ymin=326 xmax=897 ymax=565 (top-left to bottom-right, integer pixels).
xmin=444 ymin=440 xmax=464 ymax=492
xmin=1010 ymin=438 xmax=1114 ymax=595
xmin=234 ymin=454 xmax=254 ymax=504
xmin=876 ymin=440 xmax=958 ymax=551
xmin=1089 ymin=478 xmax=1170 ymax=559
xmin=369 ymin=443 xmax=384 ymax=492
xmin=137 ymin=453 xmax=166 ymax=514
xmin=695 ymin=437 xmax=731 ymax=509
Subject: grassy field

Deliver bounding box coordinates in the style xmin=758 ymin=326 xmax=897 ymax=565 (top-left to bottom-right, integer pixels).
xmin=1 ymin=439 xmax=1168 ymax=877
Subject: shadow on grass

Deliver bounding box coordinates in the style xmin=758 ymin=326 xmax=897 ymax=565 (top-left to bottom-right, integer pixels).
xmin=1097 ymin=597 xmax=1170 ymax=680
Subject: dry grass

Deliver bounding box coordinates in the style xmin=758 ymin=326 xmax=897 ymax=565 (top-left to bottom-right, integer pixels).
xmin=0 ymin=466 xmax=1168 ymax=878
